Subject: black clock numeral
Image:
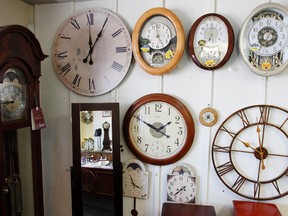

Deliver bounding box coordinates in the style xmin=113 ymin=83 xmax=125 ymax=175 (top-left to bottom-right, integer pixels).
xmin=272 ymin=180 xmax=281 ymax=195
xmin=258 ymin=106 xmax=271 ymax=124
xmin=254 ymin=182 xmax=261 ymax=199
xmin=60 ymin=63 xmax=71 ymax=75
xmin=232 ymin=175 xmax=246 ymax=192
xmin=175 ymin=115 xmax=180 ymax=124
xmin=72 ymin=74 xmax=81 ymax=87
xmin=145 ymin=106 xmax=151 ymax=115
xmin=111 ymin=61 xmax=123 ymax=72
xmin=116 ymin=46 xmax=127 ymax=53
xmin=89 ymin=78 xmax=95 ymax=91
xmin=216 ymin=161 xmax=234 ymax=176
xmin=70 ymin=18 xmax=81 ymax=30
xmin=86 ymin=13 xmax=94 ymax=25
xmin=213 ymin=145 xmax=230 ymax=153
xmin=133 ymin=125 xmax=139 ymax=133
xmin=56 ymin=51 xmax=68 ymax=60
xmin=112 ymin=28 xmax=123 ymax=38
xmin=155 ymin=103 xmax=162 ymax=112
xmin=166 ymin=146 xmax=171 ymax=154
xmin=178 ymin=127 xmax=183 ymax=135
xmin=237 ymin=110 xmax=250 ymax=127
xmin=174 ymin=138 xmax=180 ymax=146
xmin=220 ymin=126 xmax=236 ymax=138
xmin=137 ymin=136 xmax=142 ymax=144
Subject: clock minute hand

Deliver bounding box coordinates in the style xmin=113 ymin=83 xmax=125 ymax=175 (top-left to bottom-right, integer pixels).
xmin=174 ymin=185 xmax=186 ymax=196
xmin=157 ymin=121 xmax=171 ymax=131
xmin=83 ymin=16 xmax=108 ymax=64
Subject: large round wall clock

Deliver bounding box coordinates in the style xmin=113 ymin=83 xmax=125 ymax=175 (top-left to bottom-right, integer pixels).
xmin=123 ymin=93 xmax=195 ymax=165
xmin=239 ymin=3 xmax=288 ymax=76
xmin=132 ymin=7 xmax=185 ymax=75
xmin=212 ymin=104 xmax=288 ymax=200
xmin=52 ymin=7 xmax=132 ymax=96
xmin=188 ymin=13 xmax=234 ymax=70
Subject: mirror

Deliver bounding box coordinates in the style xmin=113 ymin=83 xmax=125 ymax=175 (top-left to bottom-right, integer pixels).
xmin=71 ymin=103 xmax=122 ymax=216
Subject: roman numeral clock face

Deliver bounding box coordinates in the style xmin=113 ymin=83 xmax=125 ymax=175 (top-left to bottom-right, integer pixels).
xmin=212 ymin=105 xmax=288 ymax=200
xmin=52 ymin=8 xmax=132 ymax=96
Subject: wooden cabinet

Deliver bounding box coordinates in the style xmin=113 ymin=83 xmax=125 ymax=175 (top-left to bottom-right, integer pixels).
xmin=81 ymin=167 xmax=114 ymax=197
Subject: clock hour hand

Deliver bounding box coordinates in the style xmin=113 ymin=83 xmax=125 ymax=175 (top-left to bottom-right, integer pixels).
xmin=133 ymin=115 xmax=170 ymax=138
xmin=173 ymin=185 xmax=186 ymax=196
xmin=157 ymin=121 xmax=171 ymax=131
xmin=129 ymin=174 xmax=141 ymax=189
xmin=83 ymin=16 xmax=109 ymax=64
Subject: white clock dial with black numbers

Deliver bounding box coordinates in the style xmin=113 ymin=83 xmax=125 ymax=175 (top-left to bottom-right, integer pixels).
xmin=52 ymin=8 xmax=132 ymax=96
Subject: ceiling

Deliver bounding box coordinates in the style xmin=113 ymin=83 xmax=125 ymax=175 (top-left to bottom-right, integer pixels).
xmin=22 ymin=0 xmax=83 ymax=4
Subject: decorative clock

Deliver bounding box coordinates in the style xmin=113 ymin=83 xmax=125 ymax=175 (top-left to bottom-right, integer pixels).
xmin=52 ymin=7 xmax=132 ymax=96
xmin=123 ymin=93 xmax=195 ymax=165
xmin=188 ymin=13 xmax=234 ymax=70
xmin=132 ymin=7 xmax=185 ymax=75
xmin=199 ymin=107 xmax=218 ymax=127
xmin=212 ymin=104 xmax=288 ymax=200
xmin=80 ymin=111 xmax=93 ymax=124
xmin=166 ymin=164 xmax=196 ymax=203
xmin=0 ymin=25 xmax=47 ymax=216
xmin=239 ymin=3 xmax=288 ymax=76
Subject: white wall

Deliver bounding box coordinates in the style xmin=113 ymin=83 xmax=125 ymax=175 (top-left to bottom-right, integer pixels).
xmin=34 ymin=0 xmax=288 ymax=215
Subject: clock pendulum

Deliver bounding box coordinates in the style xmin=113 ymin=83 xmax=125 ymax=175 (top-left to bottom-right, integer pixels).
xmin=131 ymin=197 xmax=138 ymax=216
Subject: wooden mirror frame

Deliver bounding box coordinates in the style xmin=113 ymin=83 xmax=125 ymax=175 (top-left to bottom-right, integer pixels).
xmin=71 ymin=103 xmax=122 ymax=216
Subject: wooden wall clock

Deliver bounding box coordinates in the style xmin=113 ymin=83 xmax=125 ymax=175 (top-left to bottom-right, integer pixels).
xmin=123 ymin=93 xmax=195 ymax=165
xmin=52 ymin=8 xmax=132 ymax=96
xmin=199 ymin=107 xmax=218 ymax=127
xmin=239 ymin=3 xmax=288 ymax=76
xmin=132 ymin=7 xmax=185 ymax=75
xmin=188 ymin=13 xmax=234 ymax=70
xmin=212 ymin=104 xmax=288 ymax=200
xmin=0 ymin=25 xmax=47 ymax=216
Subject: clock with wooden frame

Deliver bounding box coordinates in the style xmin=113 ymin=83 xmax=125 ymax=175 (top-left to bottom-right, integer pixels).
xmin=52 ymin=7 xmax=132 ymax=96
xmin=212 ymin=104 xmax=288 ymax=200
xmin=132 ymin=7 xmax=185 ymax=75
xmin=239 ymin=3 xmax=288 ymax=76
xmin=123 ymin=93 xmax=195 ymax=165
xmin=0 ymin=25 xmax=47 ymax=216
xmin=188 ymin=13 xmax=234 ymax=70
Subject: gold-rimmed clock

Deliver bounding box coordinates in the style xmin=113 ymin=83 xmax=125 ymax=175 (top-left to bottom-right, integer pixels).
xmin=132 ymin=7 xmax=185 ymax=75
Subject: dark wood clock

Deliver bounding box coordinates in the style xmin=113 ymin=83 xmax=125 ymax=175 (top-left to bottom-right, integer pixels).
xmin=0 ymin=25 xmax=47 ymax=216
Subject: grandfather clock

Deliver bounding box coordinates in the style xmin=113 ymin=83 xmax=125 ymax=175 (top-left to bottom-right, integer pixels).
xmin=0 ymin=25 xmax=47 ymax=216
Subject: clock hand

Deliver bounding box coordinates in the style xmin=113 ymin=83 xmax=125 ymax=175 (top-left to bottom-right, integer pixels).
xmin=173 ymin=185 xmax=186 ymax=196
xmin=84 ymin=23 xmax=93 ymax=64
xmin=83 ymin=16 xmax=108 ymax=64
xmin=129 ymin=174 xmax=142 ymax=189
xmin=157 ymin=121 xmax=171 ymax=131
xmin=133 ymin=115 xmax=170 ymax=138
xmin=237 ymin=138 xmax=261 ymax=154
xmin=256 ymin=118 xmax=264 ymax=152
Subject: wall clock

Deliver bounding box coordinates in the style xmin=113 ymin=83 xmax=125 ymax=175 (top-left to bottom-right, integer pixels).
xmin=52 ymin=7 xmax=132 ymax=96
xmin=123 ymin=93 xmax=195 ymax=165
xmin=132 ymin=7 xmax=185 ymax=75
xmin=239 ymin=3 xmax=288 ymax=76
xmin=188 ymin=13 xmax=234 ymax=70
xmin=212 ymin=104 xmax=288 ymax=200
xmin=166 ymin=164 xmax=196 ymax=203
xmin=80 ymin=111 xmax=93 ymax=124
xmin=199 ymin=107 xmax=218 ymax=127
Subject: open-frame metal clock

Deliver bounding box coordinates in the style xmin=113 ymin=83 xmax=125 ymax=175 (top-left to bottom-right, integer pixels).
xmin=188 ymin=13 xmax=235 ymax=70
xmin=239 ymin=3 xmax=288 ymax=76
xmin=123 ymin=93 xmax=195 ymax=165
xmin=132 ymin=7 xmax=185 ymax=75
xmin=212 ymin=104 xmax=288 ymax=200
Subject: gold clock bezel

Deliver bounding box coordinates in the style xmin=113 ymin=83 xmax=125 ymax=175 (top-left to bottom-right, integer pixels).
xmin=199 ymin=107 xmax=218 ymax=127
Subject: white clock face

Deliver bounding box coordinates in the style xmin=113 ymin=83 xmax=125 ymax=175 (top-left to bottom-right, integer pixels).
xmin=146 ymin=23 xmax=171 ymax=50
xmin=52 ymin=8 xmax=132 ymax=96
xmin=193 ymin=15 xmax=229 ymax=67
xmin=128 ymin=101 xmax=187 ymax=160
xmin=167 ymin=174 xmax=196 ymax=203
xmin=123 ymin=170 xmax=149 ymax=199
xmin=239 ymin=3 xmax=288 ymax=76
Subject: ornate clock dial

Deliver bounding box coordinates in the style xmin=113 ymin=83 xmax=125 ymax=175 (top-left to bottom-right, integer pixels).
xmin=212 ymin=104 xmax=288 ymax=200
xmin=123 ymin=94 xmax=195 ymax=165
xmin=239 ymin=3 xmax=288 ymax=76
xmin=188 ymin=13 xmax=234 ymax=70
xmin=52 ymin=8 xmax=132 ymax=96
xmin=0 ymin=67 xmax=28 ymax=122
xmin=132 ymin=7 xmax=185 ymax=75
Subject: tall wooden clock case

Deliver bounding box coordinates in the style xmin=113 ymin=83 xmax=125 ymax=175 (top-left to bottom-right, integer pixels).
xmin=0 ymin=25 xmax=47 ymax=216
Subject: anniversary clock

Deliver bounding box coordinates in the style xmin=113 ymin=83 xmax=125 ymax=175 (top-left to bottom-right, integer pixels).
xmin=212 ymin=104 xmax=288 ymax=200
xmin=0 ymin=25 xmax=47 ymax=216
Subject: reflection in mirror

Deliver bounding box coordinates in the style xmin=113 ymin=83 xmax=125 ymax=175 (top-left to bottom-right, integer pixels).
xmin=71 ymin=103 xmax=122 ymax=216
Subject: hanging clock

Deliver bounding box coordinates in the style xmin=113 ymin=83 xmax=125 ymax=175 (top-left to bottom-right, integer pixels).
xmin=212 ymin=104 xmax=288 ymax=200
xmin=123 ymin=93 xmax=195 ymax=165
xmin=80 ymin=111 xmax=93 ymax=124
xmin=188 ymin=13 xmax=235 ymax=70
xmin=52 ymin=7 xmax=132 ymax=96
xmin=132 ymin=7 xmax=185 ymax=75
xmin=239 ymin=3 xmax=288 ymax=76
xmin=199 ymin=107 xmax=218 ymax=127
xmin=166 ymin=163 xmax=196 ymax=203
